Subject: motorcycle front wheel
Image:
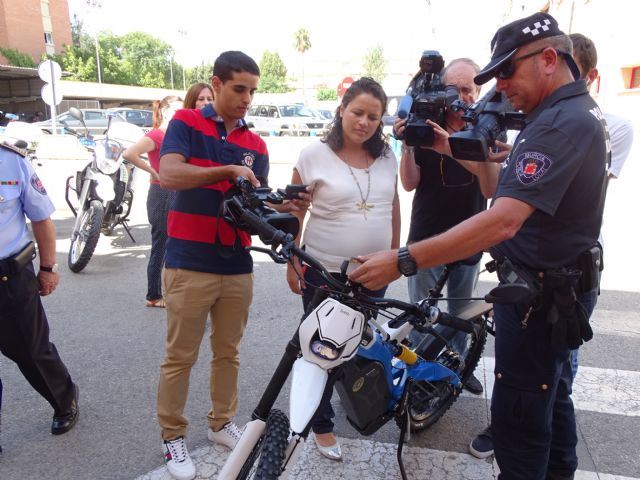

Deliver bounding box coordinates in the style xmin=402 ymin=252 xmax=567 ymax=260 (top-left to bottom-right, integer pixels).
xmin=68 ymin=200 xmax=104 ymax=273
xmin=399 ymin=316 xmax=488 ymax=432
xmin=238 ymin=409 xmax=289 ymax=480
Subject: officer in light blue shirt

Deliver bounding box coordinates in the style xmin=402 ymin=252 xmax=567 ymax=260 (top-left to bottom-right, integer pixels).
xmin=0 ymin=141 xmax=79 ymax=437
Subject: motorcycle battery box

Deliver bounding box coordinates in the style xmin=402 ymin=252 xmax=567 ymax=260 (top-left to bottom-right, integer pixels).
xmin=335 ymin=356 xmax=391 ymax=434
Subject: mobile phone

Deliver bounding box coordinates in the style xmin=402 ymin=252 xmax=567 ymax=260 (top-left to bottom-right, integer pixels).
xmin=278 ymin=184 xmax=308 ymax=200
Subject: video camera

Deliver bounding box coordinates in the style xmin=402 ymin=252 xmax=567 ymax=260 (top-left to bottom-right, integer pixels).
xmin=396 ymin=51 xmax=463 ymax=147
xmin=223 ymin=177 xmax=300 ymax=244
xmin=448 ymin=87 xmax=526 ymax=162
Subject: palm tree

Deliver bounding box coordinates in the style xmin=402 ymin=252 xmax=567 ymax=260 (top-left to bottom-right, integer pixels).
xmin=293 ymin=28 xmax=311 ymax=99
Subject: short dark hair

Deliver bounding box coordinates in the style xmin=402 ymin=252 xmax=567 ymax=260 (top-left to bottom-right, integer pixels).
xmin=323 ymin=77 xmax=389 ymax=159
xmin=212 ymin=51 xmax=260 ymax=82
xmin=569 ymin=33 xmax=598 ymax=74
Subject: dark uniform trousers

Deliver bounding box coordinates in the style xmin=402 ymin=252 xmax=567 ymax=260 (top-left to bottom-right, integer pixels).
xmin=0 ymin=261 xmax=74 ymax=415
xmin=492 ymin=290 xmax=598 ymax=480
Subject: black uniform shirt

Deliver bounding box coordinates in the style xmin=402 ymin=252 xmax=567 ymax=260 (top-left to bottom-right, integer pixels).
xmin=492 ymin=80 xmax=608 ymax=270
xmin=408 ymin=148 xmax=486 ymax=243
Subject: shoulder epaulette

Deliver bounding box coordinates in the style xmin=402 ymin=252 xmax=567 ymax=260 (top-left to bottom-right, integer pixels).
xmin=0 ymin=140 xmax=28 ymax=157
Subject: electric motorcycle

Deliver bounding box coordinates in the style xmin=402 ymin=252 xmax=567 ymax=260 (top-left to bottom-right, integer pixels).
xmin=217 ymin=178 xmax=527 ymax=480
xmin=64 ymin=108 xmax=143 ymax=272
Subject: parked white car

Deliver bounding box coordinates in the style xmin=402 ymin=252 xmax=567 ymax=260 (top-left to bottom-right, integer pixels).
xmin=246 ymin=103 xmax=330 ymax=136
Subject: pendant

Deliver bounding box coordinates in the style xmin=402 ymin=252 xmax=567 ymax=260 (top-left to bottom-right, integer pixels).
xmin=356 ymin=201 xmax=374 ymax=218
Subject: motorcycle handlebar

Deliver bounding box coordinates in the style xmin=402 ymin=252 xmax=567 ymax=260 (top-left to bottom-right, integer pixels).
xmin=433 ymin=310 xmax=475 ymax=333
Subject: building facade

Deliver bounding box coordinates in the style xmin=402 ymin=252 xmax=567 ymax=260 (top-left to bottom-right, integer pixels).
xmin=0 ymin=0 xmax=72 ymax=63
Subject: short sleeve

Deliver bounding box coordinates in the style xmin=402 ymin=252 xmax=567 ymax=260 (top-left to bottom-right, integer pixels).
xmin=20 ymin=157 xmax=55 ymax=221
xmin=496 ymin=125 xmax=582 ymax=216
xmin=159 ymin=112 xmax=193 ymax=159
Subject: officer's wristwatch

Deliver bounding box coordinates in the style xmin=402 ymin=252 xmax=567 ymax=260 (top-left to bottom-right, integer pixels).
xmin=40 ymin=263 xmax=59 ymax=273
xmin=397 ymin=246 xmax=417 ymax=277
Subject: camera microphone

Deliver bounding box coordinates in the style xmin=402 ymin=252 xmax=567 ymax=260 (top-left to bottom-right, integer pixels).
xmin=397 ymin=91 xmax=414 ymax=119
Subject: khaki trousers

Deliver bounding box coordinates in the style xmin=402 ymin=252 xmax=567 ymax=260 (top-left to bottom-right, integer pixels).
xmin=157 ymin=268 xmax=252 ymax=440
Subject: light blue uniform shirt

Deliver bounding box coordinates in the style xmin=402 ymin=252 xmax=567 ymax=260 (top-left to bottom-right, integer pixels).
xmin=0 ymin=145 xmax=55 ymax=259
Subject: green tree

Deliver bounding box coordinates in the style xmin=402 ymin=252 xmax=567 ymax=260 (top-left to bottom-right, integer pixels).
xmin=186 ymin=61 xmax=214 ymax=85
xmin=0 ymin=47 xmax=37 ymax=67
xmin=362 ymin=45 xmax=387 ymax=84
xmin=317 ymin=88 xmax=338 ymax=101
xmin=293 ymin=28 xmax=311 ymax=96
xmin=258 ymin=50 xmax=290 ymax=93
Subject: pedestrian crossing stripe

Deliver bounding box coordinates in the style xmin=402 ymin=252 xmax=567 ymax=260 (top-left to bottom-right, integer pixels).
xmin=136 ymin=437 xmax=640 ymax=480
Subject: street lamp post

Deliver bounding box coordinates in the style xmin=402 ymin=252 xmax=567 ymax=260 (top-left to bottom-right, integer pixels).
xmin=169 ymin=54 xmax=174 ymax=89
xmin=178 ymin=29 xmax=187 ymax=90
xmin=86 ymin=0 xmax=102 ymax=83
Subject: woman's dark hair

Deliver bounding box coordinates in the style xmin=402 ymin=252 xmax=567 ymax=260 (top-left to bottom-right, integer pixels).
xmin=213 ymin=51 xmax=260 ymax=82
xmin=152 ymin=95 xmax=182 ymax=128
xmin=322 ymin=77 xmax=389 ymax=159
xmin=183 ymin=82 xmax=213 ymax=109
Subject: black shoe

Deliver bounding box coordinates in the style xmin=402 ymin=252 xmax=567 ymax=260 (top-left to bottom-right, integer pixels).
xmin=469 ymin=425 xmax=494 ymax=459
xmin=464 ymin=374 xmax=484 ymax=395
xmin=51 ymin=384 xmax=79 ymax=435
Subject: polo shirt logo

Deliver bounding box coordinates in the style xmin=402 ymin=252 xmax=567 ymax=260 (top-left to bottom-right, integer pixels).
xmin=30 ymin=173 xmax=47 ymax=195
xmin=515 ymin=151 xmax=552 ymax=184
xmin=242 ymin=152 xmax=256 ymax=167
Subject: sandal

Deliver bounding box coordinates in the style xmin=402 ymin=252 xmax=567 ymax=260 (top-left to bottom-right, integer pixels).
xmin=145 ymin=298 xmax=166 ymax=308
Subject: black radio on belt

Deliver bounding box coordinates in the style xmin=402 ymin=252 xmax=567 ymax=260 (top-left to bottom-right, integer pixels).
xmin=577 ymin=244 xmax=603 ymax=294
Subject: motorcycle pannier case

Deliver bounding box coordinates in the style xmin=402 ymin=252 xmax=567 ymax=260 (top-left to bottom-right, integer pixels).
xmin=335 ymin=356 xmax=391 ymax=435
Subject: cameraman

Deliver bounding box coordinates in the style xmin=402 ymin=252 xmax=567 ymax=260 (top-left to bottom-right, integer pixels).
xmin=351 ymin=12 xmax=608 ymax=479
xmin=394 ymin=58 xmax=486 ymax=394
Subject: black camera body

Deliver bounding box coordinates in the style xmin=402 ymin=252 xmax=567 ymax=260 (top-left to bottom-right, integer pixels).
xmin=398 ymin=51 xmax=462 ymax=147
xmin=223 ymin=178 xmax=300 ymax=244
xmin=448 ymin=87 xmax=526 ymax=161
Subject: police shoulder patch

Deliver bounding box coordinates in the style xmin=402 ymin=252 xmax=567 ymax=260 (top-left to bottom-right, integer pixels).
xmin=30 ymin=173 xmax=47 ymax=195
xmin=515 ymin=151 xmax=552 ymax=185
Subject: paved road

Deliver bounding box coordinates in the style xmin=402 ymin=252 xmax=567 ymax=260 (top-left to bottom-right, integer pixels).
xmin=1 ymin=137 xmax=638 ymax=479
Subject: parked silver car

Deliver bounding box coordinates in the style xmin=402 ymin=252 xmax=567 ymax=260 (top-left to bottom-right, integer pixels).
xmin=36 ymin=109 xmax=125 ymax=136
xmin=246 ymin=103 xmax=330 ymax=136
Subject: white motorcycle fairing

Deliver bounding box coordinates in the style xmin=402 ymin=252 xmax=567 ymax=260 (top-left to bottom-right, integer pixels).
xmin=289 ymin=358 xmax=328 ymax=433
xmin=217 ymin=418 xmax=266 ymax=480
xmin=298 ymin=298 xmax=366 ymax=370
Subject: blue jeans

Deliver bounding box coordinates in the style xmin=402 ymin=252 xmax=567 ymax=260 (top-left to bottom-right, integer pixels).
xmin=408 ymin=263 xmax=480 ymax=356
xmin=146 ymin=184 xmax=173 ymax=301
xmin=301 ymin=267 xmax=386 ymax=434
xmin=491 ymin=289 xmax=598 ymax=480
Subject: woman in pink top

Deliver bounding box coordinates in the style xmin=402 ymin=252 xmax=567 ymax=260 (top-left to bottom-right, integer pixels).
xmin=123 ymin=95 xmax=182 ymax=307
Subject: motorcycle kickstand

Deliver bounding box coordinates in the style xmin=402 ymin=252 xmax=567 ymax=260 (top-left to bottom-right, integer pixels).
xmin=121 ymin=220 xmax=136 ymax=243
xmin=396 ymin=379 xmax=415 ymax=480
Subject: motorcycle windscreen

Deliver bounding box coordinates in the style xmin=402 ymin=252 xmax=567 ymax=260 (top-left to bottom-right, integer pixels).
xmin=289 ymin=358 xmax=328 ymax=433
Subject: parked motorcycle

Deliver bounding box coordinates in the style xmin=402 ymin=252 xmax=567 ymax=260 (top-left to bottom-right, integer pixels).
xmin=217 ymin=178 xmax=528 ymax=480
xmin=64 ymin=107 xmax=143 ymax=272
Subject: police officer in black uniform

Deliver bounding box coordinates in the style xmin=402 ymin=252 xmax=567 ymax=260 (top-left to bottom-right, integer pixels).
xmin=0 ymin=140 xmax=79 ymax=437
xmin=350 ymin=12 xmax=607 ymax=480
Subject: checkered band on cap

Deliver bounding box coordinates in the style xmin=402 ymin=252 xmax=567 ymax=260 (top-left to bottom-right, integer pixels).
xmin=475 ymin=12 xmax=565 ymax=85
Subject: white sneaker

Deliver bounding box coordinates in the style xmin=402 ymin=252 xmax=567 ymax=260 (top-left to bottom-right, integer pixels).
xmin=162 ymin=436 xmax=196 ymax=480
xmin=208 ymin=422 xmax=243 ymax=450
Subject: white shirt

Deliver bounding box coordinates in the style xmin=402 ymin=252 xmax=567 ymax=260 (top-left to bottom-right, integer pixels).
xmin=295 ymin=141 xmax=397 ymax=272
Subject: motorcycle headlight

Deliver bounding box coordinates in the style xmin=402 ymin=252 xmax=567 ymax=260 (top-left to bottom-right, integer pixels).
xmin=310 ymin=340 xmax=340 ymax=361
xmin=95 ymin=139 xmax=124 ymax=175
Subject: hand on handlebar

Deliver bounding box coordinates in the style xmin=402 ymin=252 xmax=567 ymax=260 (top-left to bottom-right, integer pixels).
xmin=349 ymin=249 xmax=401 ymax=291
xmin=287 ymin=259 xmax=305 ymax=295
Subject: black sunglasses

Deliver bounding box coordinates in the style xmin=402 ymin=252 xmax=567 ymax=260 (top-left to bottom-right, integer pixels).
xmin=496 ymin=48 xmax=546 ymax=80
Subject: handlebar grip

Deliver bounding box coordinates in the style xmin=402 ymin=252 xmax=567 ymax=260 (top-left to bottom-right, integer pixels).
xmin=436 ymin=311 xmax=475 ymax=334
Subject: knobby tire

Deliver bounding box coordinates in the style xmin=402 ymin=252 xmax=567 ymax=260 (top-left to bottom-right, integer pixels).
xmin=68 ymin=200 xmax=104 ymax=273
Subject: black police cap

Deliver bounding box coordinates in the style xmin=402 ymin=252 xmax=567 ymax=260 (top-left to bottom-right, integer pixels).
xmin=475 ymin=12 xmax=565 ymax=85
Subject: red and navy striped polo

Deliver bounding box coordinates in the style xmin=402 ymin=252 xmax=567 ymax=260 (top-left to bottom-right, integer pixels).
xmin=160 ymin=104 xmax=269 ymax=274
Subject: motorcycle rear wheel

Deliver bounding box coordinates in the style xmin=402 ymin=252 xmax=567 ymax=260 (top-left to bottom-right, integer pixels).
xmin=238 ymin=409 xmax=289 ymax=480
xmin=400 ymin=317 xmax=488 ymax=432
xmin=68 ymin=200 xmax=104 ymax=273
